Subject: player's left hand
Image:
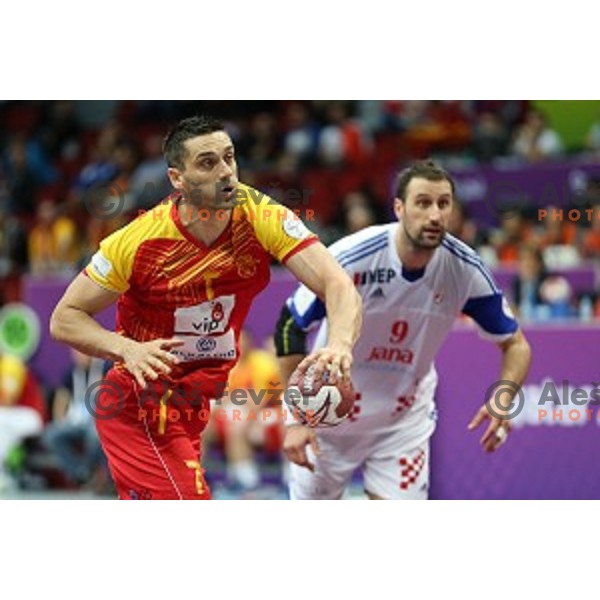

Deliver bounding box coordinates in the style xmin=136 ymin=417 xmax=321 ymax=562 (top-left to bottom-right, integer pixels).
xmin=295 ymin=342 xmax=353 ymax=385
xmin=468 ymin=404 xmax=512 ymax=453
xmin=283 ymin=424 xmax=321 ymax=471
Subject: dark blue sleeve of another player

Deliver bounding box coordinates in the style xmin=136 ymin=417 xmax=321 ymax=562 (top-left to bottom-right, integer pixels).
xmin=274 ymin=286 xmax=326 ymax=357
xmin=287 ymin=292 xmax=326 ymax=331
xmin=462 ymin=293 xmax=518 ymax=340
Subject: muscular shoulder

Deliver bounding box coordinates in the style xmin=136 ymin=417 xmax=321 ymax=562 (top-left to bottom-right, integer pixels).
xmin=328 ymin=224 xmax=393 ymax=266
xmin=234 ymin=183 xmax=318 ymax=262
xmin=109 ymin=198 xmax=181 ymax=247
xmin=439 ymin=233 xmax=499 ymax=294
xmin=440 ymin=234 xmax=485 ymax=273
xmin=86 ymin=196 xmax=183 ymax=292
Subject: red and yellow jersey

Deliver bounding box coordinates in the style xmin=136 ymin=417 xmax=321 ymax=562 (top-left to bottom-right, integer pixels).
xmin=84 ymin=183 xmax=318 ymax=395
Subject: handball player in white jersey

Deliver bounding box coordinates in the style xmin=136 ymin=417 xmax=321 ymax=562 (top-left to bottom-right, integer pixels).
xmin=274 ymin=160 xmax=532 ymax=499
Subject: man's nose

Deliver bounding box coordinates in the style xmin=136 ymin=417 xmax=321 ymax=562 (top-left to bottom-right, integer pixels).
xmin=219 ymin=159 xmax=233 ymax=180
xmin=429 ymin=206 xmax=441 ymax=223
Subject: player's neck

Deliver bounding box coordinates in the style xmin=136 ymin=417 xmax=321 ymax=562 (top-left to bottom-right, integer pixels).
xmin=395 ymin=225 xmax=435 ymax=270
xmin=177 ymin=202 xmax=233 ymax=247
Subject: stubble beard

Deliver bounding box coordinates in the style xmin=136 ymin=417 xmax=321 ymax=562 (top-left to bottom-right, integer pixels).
xmin=403 ymin=220 xmax=444 ymax=250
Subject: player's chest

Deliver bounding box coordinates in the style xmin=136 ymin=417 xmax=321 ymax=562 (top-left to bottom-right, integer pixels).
xmin=132 ymin=239 xmax=271 ymax=299
xmin=356 ymin=266 xmax=462 ymax=315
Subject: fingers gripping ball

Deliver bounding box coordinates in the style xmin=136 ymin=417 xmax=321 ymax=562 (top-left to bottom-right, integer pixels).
xmin=287 ymin=364 xmax=355 ymax=427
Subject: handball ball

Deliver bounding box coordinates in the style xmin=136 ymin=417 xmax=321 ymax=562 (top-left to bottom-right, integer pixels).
xmin=287 ymin=363 xmax=355 ymax=427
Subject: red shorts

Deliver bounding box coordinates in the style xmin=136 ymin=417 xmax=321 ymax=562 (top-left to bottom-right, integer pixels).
xmin=94 ymin=367 xmax=213 ymax=500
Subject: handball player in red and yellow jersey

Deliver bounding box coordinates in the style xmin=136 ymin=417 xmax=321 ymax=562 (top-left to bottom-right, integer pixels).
xmin=50 ymin=116 xmax=362 ymax=499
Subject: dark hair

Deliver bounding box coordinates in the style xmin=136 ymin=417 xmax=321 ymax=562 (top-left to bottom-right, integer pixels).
xmin=395 ymin=160 xmax=455 ymax=201
xmin=163 ymin=115 xmax=225 ymax=169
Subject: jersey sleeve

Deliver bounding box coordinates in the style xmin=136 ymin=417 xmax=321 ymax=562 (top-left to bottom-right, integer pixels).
xmin=284 ymin=235 xmax=353 ymax=331
xmin=286 ymin=284 xmax=326 ymax=331
xmin=84 ymin=226 xmax=136 ymax=293
xmin=242 ymin=186 xmax=319 ymax=263
xmin=462 ymin=266 xmax=519 ymax=342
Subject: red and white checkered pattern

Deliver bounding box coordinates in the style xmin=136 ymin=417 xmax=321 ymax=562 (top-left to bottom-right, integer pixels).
xmin=399 ymin=449 xmax=426 ymax=491
xmin=347 ymin=393 xmax=362 ymax=422
xmin=394 ymin=394 xmax=416 ymax=414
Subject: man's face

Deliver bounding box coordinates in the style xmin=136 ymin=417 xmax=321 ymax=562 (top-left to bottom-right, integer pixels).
xmin=394 ymin=177 xmax=453 ymax=249
xmin=168 ymin=131 xmax=239 ymax=209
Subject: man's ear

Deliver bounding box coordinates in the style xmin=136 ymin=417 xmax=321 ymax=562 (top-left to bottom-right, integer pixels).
xmin=393 ymin=197 xmax=404 ymax=220
xmin=167 ymin=167 xmax=184 ymax=190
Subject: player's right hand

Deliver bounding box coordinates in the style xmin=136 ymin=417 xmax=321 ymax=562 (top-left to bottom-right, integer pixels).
xmin=283 ymin=424 xmax=321 ymax=472
xmin=120 ymin=338 xmax=184 ymax=389
xmin=296 ymin=341 xmax=353 ymax=385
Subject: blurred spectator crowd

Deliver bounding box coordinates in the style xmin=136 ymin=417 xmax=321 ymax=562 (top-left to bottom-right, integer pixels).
xmin=2 ymin=100 xmax=600 ymax=315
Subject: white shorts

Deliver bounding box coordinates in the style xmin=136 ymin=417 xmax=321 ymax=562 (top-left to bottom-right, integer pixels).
xmin=289 ymin=368 xmax=437 ymax=500
xmin=289 ymin=430 xmax=431 ymax=500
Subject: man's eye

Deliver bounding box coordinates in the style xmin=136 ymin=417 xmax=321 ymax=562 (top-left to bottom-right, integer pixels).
xmin=201 ymin=160 xmax=215 ymax=169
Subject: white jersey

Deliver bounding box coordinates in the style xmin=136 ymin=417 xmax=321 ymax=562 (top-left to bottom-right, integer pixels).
xmin=287 ymin=223 xmax=518 ymax=443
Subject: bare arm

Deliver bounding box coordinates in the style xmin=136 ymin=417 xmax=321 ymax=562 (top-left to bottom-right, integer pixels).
xmin=496 ymin=328 xmax=532 ymax=389
xmin=50 ymin=273 xmax=130 ymax=361
xmin=50 ymin=273 xmax=182 ymax=388
xmin=285 ymin=242 xmax=362 ymax=381
xmin=468 ymin=328 xmax=532 ymax=452
xmin=280 ymin=243 xmax=361 ymax=469
xmin=277 ymin=352 xmax=321 ymax=472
